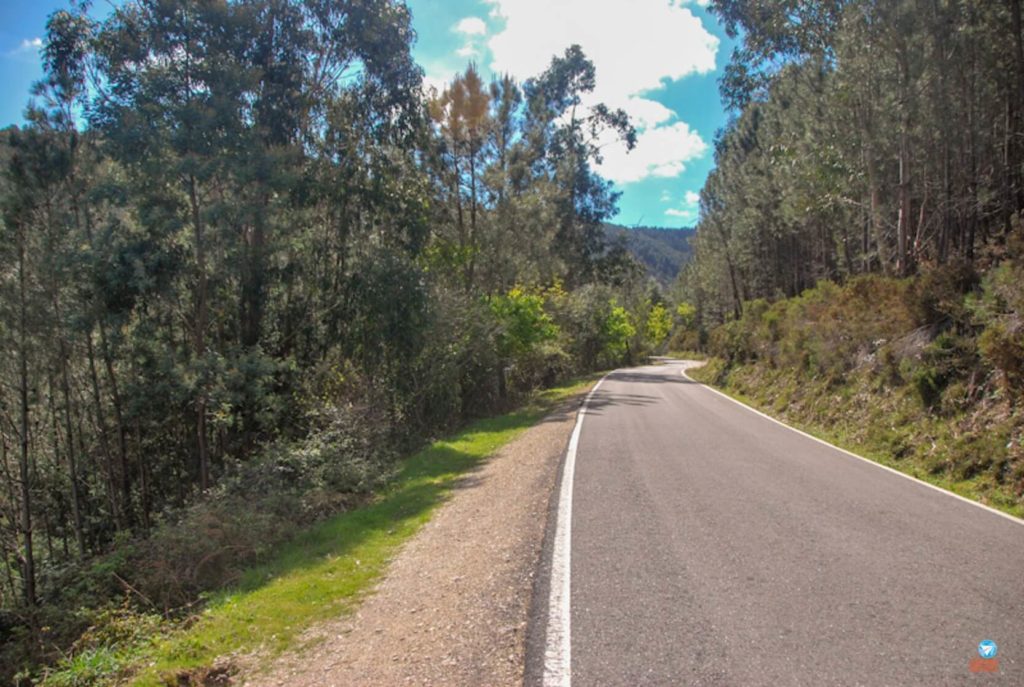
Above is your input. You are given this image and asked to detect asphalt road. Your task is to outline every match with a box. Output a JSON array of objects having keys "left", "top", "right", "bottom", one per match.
[{"left": 528, "top": 360, "right": 1024, "bottom": 686}]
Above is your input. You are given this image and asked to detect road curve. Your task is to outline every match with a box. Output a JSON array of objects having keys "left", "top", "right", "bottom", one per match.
[{"left": 527, "top": 360, "right": 1023, "bottom": 686}]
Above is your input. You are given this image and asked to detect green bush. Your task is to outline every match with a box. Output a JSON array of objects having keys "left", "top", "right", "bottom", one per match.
[
  {"left": 644, "top": 302, "right": 673, "bottom": 350},
  {"left": 489, "top": 287, "right": 566, "bottom": 395},
  {"left": 553, "top": 284, "right": 638, "bottom": 369}
]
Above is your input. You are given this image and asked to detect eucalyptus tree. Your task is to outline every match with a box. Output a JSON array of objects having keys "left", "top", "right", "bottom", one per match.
[{"left": 522, "top": 45, "right": 636, "bottom": 284}]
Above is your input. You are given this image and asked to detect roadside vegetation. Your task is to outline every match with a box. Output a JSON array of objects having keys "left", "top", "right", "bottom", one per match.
[
  {"left": 682, "top": 249, "right": 1024, "bottom": 517},
  {"left": 0, "top": 1, "right": 678, "bottom": 683},
  {"left": 38, "top": 377, "right": 594, "bottom": 686}
]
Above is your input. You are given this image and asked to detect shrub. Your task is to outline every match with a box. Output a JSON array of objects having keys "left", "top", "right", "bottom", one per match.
[
  {"left": 979, "top": 322, "right": 1024, "bottom": 400},
  {"left": 489, "top": 287, "right": 565, "bottom": 395},
  {"left": 904, "top": 333, "right": 979, "bottom": 410},
  {"left": 903, "top": 262, "right": 978, "bottom": 327}
]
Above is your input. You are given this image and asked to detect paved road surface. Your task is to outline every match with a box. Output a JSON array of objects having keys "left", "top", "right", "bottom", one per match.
[{"left": 528, "top": 361, "right": 1023, "bottom": 686}]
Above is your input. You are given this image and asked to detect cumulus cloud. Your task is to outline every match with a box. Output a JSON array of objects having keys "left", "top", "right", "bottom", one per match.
[
  {"left": 664, "top": 189, "right": 702, "bottom": 220},
  {"left": 482, "top": 0, "right": 718, "bottom": 184},
  {"left": 451, "top": 17, "right": 488, "bottom": 63},
  {"left": 597, "top": 121, "right": 707, "bottom": 184},
  {"left": 454, "top": 17, "right": 488, "bottom": 36}
]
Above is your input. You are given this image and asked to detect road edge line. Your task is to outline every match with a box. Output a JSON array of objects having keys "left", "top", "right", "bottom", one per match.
[
  {"left": 680, "top": 364, "right": 1024, "bottom": 527},
  {"left": 542, "top": 373, "right": 611, "bottom": 687}
]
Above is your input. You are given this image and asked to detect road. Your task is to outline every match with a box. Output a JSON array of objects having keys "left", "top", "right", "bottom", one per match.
[{"left": 527, "top": 360, "right": 1024, "bottom": 686}]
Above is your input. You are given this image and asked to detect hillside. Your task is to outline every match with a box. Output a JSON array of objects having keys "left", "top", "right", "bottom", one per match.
[
  {"left": 683, "top": 255, "right": 1024, "bottom": 518},
  {"left": 604, "top": 224, "right": 694, "bottom": 285}
]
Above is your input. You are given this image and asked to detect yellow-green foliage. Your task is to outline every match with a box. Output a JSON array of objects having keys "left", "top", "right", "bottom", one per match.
[
  {"left": 489, "top": 287, "right": 560, "bottom": 357},
  {"left": 675, "top": 301, "right": 697, "bottom": 328},
  {"left": 605, "top": 302, "right": 636, "bottom": 360},
  {"left": 644, "top": 302, "right": 673, "bottom": 348}
]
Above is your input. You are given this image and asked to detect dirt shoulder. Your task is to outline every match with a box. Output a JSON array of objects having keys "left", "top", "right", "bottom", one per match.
[{"left": 240, "top": 393, "right": 585, "bottom": 687}]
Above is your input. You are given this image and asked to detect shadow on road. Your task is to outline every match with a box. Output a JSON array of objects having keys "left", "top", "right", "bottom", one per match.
[{"left": 606, "top": 370, "right": 696, "bottom": 385}]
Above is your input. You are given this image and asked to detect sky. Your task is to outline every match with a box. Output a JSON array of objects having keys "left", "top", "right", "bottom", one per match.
[{"left": 0, "top": 0, "right": 735, "bottom": 228}]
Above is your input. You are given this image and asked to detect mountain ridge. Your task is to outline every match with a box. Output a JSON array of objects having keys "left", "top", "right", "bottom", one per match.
[{"left": 604, "top": 223, "right": 695, "bottom": 285}]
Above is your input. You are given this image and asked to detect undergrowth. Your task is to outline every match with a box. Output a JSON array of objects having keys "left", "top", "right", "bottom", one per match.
[{"left": 39, "top": 377, "right": 597, "bottom": 686}]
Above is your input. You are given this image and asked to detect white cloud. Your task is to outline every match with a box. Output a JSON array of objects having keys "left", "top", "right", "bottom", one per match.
[
  {"left": 454, "top": 17, "right": 488, "bottom": 36},
  {"left": 482, "top": 0, "right": 718, "bottom": 184},
  {"left": 450, "top": 17, "right": 488, "bottom": 66},
  {"left": 9, "top": 37, "right": 42, "bottom": 56},
  {"left": 485, "top": 0, "right": 716, "bottom": 93},
  {"left": 665, "top": 207, "right": 696, "bottom": 219},
  {"left": 596, "top": 121, "right": 707, "bottom": 184},
  {"left": 664, "top": 188, "right": 702, "bottom": 220},
  {"left": 660, "top": 190, "right": 672, "bottom": 203},
  {"left": 422, "top": 60, "right": 469, "bottom": 95}
]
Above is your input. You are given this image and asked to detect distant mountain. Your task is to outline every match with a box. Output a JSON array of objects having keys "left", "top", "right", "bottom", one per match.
[{"left": 604, "top": 224, "right": 695, "bottom": 285}]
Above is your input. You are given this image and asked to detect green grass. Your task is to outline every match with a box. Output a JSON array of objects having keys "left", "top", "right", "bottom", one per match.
[
  {"left": 46, "top": 377, "right": 597, "bottom": 687},
  {"left": 687, "top": 360, "right": 1024, "bottom": 520}
]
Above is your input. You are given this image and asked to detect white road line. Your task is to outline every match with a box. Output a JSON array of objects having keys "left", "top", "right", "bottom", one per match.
[
  {"left": 680, "top": 364, "right": 1024, "bottom": 528},
  {"left": 543, "top": 374, "right": 610, "bottom": 687}
]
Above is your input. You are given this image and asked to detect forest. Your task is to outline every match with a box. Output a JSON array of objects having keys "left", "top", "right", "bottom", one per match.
[
  {"left": 6, "top": 0, "right": 1024, "bottom": 683},
  {"left": 0, "top": 1, "right": 679, "bottom": 681},
  {"left": 684, "top": 0, "right": 1024, "bottom": 317},
  {"left": 676, "top": 0, "right": 1024, "bottom": 526}
]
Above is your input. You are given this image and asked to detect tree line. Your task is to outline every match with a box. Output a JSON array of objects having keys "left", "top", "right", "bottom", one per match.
[
  {"left": 682, "top": 0, "right": 1024, "bottom": 325},
  {"left": 0, "top": 1, "right": 674, "bottom": 676}
]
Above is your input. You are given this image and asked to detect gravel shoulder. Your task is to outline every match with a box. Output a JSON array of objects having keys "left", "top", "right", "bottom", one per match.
[{"left": 240, "top": 392, "right": 586, "bottom": 687}]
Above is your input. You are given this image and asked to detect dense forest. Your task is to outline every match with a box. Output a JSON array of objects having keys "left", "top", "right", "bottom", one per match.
[
  {"left": 676, "top": 1, "right": 1024, "bottom": 523},
  {"left": 684, "top": 0, "right": 1024, "bottom": 319},
  {"left": 0, "top": 1, "right": 681, "bottom": 681},
  {"left": 604, "top": 224, "right": 694, "bottom": 285}
]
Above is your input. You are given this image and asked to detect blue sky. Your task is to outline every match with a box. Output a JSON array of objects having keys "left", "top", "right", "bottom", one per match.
[{"left": 0, "top": 0, "right": 734, "bottom": 227}]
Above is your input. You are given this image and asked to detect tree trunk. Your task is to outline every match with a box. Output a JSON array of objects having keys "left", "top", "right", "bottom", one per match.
[
  {"left": 98, "top": 322, "right": 131, "bottom": 527},
  {"left": 189, "top": 174, "right": 211, "bottom": 492},
  {"left": 896, "top": 46, "right": 912, "bottom": 276},
  {"left": 52, "top": 290, "right": 86, "bottom": 556},
  {"left": 17, "top": 230, "right": 36, "bottom": 607},
  {"left": 85, "top": 332, "right": 122, "bottom": 529},
  {"left": 1011, "top": 0, "right": 1024, "bottom": 212}
]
